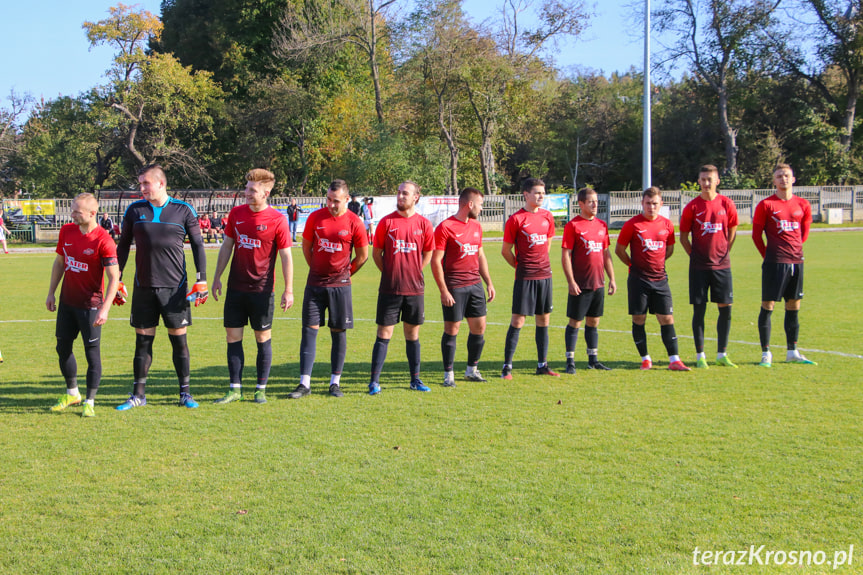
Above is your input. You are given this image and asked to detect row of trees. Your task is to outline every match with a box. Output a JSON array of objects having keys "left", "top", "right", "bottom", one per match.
[{"left": 2, "top": 0, "right": 863, "bottom": 197}]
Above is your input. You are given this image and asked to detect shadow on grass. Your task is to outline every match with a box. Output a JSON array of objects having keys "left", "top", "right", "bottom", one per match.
[{"left": 0, "top": 354, "right": 639, "bottom": 412}]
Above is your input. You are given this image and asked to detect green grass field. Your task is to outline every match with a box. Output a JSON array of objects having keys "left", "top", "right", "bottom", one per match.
[{"left": 1, "top": 231, "right": 861, "bottom": 574}]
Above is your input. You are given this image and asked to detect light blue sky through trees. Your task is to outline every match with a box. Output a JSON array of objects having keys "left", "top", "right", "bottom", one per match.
[{"left": 1, "top": 0, "right": 646, "bottom": 106}]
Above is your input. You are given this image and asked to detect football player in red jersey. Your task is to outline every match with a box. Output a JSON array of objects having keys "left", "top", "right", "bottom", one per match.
[
  {"left": 561, "top": 187, "right": 617, "bottom": 373},
  {"left": 46, "top": 193, "right": 121, "bottom": 416},
  {"left": 367, "top": 181, "right": 435, "bottom": 394},
  {"left": 679, "top": 165, "right": 739, "bottom": 368},
  {"left": 431, "top": 187, "right": 496, "bottom": 386},
  {"left": 616, "top": 187, "right": 690, "bottom": 371},
  {"left": 752, "top": 163, "right": 815, "bottom": 367},
  {"left": 289, "top": 179, "right": 368, "bottom": 399},
  {"left": 500, "top": 178, "right": 558, "bottom": 379},
  {"left": 211, "top": 169, "right": 294, "bottom": 405}
]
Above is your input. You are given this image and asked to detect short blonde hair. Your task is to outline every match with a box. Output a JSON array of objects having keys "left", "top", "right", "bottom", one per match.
[
  {"left": 74, "top": 192, "right": 99, "bottom": 213},
  {"left": 246, "top": 168, "right": 276, "bottom": 185}
]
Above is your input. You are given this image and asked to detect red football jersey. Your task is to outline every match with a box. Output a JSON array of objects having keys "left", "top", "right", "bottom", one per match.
[
  {"left": 617, "top": 214, "right": 675, "bottom": 282},
  {"left": 374, "top": 211, "right": 434, "bottom": 295},
  {"left": 198, "top": 217, "right": 211, "bottom": 230},
  {"left": 434, "top": 216, "right": 483, "bottom": 289},
  {"left": 503, "top": 208, "right": 555, "bottom": 280},
  {"left": 55, "top": 224, "right": 117, "bottom": 309},
  {"left": 225, "top": 205, "right": 291, "bottom": 293},
  {"left": 561, "top": 215, "right": 610, "bottom": 291},
  {"left": 752, "top": 194, "right": 811, "bottom": 264},
  {"left": 679, "top": 195, "right": 739, "bottom": 270},
  {"left": 302, "top": 207, "right": 368, "bottom": 287}
]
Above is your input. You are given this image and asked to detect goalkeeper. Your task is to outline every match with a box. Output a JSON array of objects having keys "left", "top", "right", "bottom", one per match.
[{"left": 115, "top": 164, "right": 208, "bottom": 410}]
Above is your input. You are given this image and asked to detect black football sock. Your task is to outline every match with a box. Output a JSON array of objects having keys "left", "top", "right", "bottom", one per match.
[
  {"left": 692, "top": 303, "right": 707, "bottom": 354},
  {"left": 632, "top": 323, "right": 648, "bottom": 357},
  {"left": 660, "top": 324, "right": 679, "bottom": 357},
  {"left": 466, "top": 333, "right": 485, "bottom": 367},
  {"left": 56, "top": 338, "right": 77, "bottom": 389},
  {"left": 565, "top": 325, "right": 579, "bottom": 357},
  {"left": 503, "top": 326, "right": 520, "bottom": 366},
  {"left": 758, "top": 308, "right": 772, "bottom": 351},
  {"left": 227, "top": 340, "right": 244, "bottom": 385},
  {"left": 717, "top": 306, "right": 732, "bottom": 354},
  {"left": 784, "top": 310, "right": 799, "bottom": 351},
  {"left": 256, "top": 339, "right": 272, "bottom": 389},
  {"left": 331, "top": 330, "right": 347, "bottom": 376},
  {"left": 441, "top": 333, "right": 457, "bottom": 372},
  {"left": 585, "top": 326, "right": 599, "bottom": 363},
  {"left": 84, "top": 342, "right": 102, "bottom": 401},
  {"left": 169, "top": 333, "right": 191, "bottom": 395},
  {"left": 299, "top": 326, "right": 318, "bottom": 377},
  {"left": 535, "top": 326, "right": 549, "bottom": 365},
  {"left": 133, "top": 333, "right": 155, "bottom": 397},
  {"left": 370, "top": 336, "right": 390, "bottom": 383},
  {"left": 406, "top": 339, "right": 421, "bottom": 381}
]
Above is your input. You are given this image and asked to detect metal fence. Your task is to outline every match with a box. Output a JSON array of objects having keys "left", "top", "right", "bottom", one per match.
[{"left": 7, "top": 186, "right": 860, "bottom": 243}]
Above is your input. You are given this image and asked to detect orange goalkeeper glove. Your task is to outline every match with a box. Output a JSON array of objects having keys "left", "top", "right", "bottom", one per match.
[
  {"left": 185, "top": 281, "right": 209, "bottom": 307},
  {"left": 113, "top": 282, "right": 128, "bottom": 306}
]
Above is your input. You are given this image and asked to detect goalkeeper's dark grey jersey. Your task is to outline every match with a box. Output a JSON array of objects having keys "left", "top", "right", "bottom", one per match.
[{"left": 117, "top": 198, "right": 207, "bottom": 289}]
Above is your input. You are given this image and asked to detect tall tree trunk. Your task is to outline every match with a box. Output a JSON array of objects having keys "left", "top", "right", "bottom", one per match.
[
  {"left": 478, "top": 136, "right": 494, "bottom": 196},
  {"left": 840, "top": 76, "right": 859, "bottom": 151},
  {"left": 717, "top": 86, "right": 738, "bottom": 175},
  {"left": 368, "top": 2, "right": 385, "bottom": 123},
  {"left": 438, "top": 97, "right": 459, "bottom": 194}
]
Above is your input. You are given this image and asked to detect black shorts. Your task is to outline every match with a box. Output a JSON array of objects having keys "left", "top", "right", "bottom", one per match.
[
  {"left": 130, "top": 286, "right": 191, "bottom": 329},
  {"left": 689, "top": 267, "right": 734, "bottom": 305},
  {"left": 762, "top": 262, "right": 804, "bottom": 302},
  {"left": 627, "top": 275, "right": 674, "bottom": 316},
  {"left": 567, "top": 288, "right": 605, "bottom": 321},
  {"left": 376, "top": 293, "right": 424, "bottom": 326},
  {"left": 56, "top": 302, "right": 101, "bottom": 345},
  {"left": 302, "top": 285, "right": 354, "bottom": 330},
  {"left": 442, "top": 282, "right": 486, "bottom": 322},
  {"left": 511, "top": 278, "right": 553, "bottom": 316},
  {"left": 224, "top": 289, "right": 275, "bottom": 331}
]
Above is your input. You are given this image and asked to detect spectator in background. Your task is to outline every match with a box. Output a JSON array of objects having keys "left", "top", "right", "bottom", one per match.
[
  {"left": 99, "top": 212, "right": 116, "bottom": 241},
  {"left": 208, "top": 210, "right": 223, "bottom": 243},
  {"left": 363, "top": 197, "right": 375, "bottom": 243},
  {"left": 199, "top": 213, "right": 213, "bottom": 243},
  {"left": 0, "top": 208, "right": 11, "bottom": 253},
  {"left": 286, "top": 198, "right": 300, "bottom": 242},
  {"left": 348, "top": 194, "right": 363, "bottom": 217}
]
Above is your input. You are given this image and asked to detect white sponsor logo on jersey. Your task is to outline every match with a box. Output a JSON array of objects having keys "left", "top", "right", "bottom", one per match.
[
  {"left": 695, "top": 218, "right": 724, "bottom": 236},
  {"left": 237, "top": 233, "right": 262, "bottom": 250},
  {"left": 579, "top": 234, "right": 604, "bottom": 255},
  {"left": 62, "top": 249, "right": 89, "bottom": 273},
  {"left": 771, "top": 214, "right": 799, "bottom": 233},
  {"left": 318, "top": 238, "right": 343, "bottom": 253},
  {"left": 521, "top": 229, "right": 547, "bottom": 248},
  {"left": 455, "top": 239, "right": 479, "bottom": 259},
  {"left": 389, "top": 232, "right": 418, "bottom": 254},
  {"left": 636, "top": 231, "right": 664, "bottom": 252}
]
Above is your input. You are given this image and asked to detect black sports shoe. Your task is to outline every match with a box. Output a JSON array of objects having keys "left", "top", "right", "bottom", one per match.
[
  {"left": 288, "top": 384, "right": 311, "bottom": 399},
  {"left": 565, "top": 361, "right": 576, "bottom": 375},
  {"left": 535, "top": 365, "right": 560, "bottom": 377},
  {"left": 501, "top": 366, "right": 513, "bottom": 380},
  {"left": 329, "top": 384, "right": 344, "bottom": 397},
  {"left": 588, "top": 361, "right": 612, "bottom": 371}
]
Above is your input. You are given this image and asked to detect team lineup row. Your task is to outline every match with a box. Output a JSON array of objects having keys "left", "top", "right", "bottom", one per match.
[{"left": 45, "top": 163, "right": 816, "bottom": 417}]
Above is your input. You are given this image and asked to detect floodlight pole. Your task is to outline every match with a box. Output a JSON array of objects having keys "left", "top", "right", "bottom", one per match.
[{"left": 643, "top": 0, "right": 652, "bottom": 190}]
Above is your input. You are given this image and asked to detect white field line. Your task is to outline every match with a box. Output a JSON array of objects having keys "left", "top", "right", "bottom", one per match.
[{"left": 5, "top": 316, "right": 861, "bottom": 360}]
